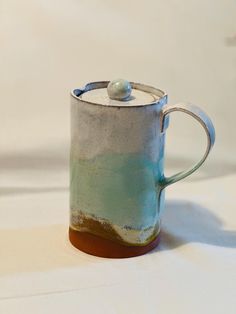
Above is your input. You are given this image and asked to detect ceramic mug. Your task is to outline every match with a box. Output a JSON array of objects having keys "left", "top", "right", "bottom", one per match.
[{"left": 69, "top": 81, "right": 215, "bottom": 258}]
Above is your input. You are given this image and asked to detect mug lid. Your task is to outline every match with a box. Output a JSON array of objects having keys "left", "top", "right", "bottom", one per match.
[{"left": 71, "top": 80, "right": 167, "bottom": 107}]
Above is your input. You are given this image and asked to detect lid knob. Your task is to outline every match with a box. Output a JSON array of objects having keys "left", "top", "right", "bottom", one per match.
[{"left": 107, "top": 79, "right": 132, "bottom": 101}]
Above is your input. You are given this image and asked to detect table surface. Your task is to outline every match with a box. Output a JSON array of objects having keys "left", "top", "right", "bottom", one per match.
[{"left": 1, "top": 1, "right": 236, "bottom": 313}]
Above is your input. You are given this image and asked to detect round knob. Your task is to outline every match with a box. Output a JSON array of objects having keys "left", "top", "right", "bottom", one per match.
[{"left": 107, "top": 79, "right": 132, "bottom": 101}]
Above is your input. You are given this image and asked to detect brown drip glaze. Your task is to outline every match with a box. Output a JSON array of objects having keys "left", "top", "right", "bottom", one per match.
[
  {"left": 71, "top": 210, "right": 159, "bottom": 246},
  {"left": 69, "top": 227, "right": 160, "bottom": 258}
]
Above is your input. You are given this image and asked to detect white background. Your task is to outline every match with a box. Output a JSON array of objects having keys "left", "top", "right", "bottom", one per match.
[{"left": 0, "top": 1, "right": 236, "bottom": 313}]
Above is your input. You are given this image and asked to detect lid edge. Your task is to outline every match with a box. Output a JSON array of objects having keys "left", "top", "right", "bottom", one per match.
[{"left": 71, "top": 81, "right": 168, "bottom": 108}]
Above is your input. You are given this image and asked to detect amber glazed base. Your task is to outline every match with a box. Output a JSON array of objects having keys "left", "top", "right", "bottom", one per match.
[{"left": 69, "top": 227, "right": 160, "bottom": 258}]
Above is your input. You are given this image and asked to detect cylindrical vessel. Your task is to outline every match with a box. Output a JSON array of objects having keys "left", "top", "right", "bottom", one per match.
[{"left": 69, "top": 81, "right": 215, "bottom": 258}]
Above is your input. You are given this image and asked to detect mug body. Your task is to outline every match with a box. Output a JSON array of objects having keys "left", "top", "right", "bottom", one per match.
[{"left": 69, "top": 82, "right": 168, "bottom": 257}]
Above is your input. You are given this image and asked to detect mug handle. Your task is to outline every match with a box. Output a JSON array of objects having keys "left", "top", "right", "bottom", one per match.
[{"left": 159, "top": 103, "right": 215, "bottom": 188}]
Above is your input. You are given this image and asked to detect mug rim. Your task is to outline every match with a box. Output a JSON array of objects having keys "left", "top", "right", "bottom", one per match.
[{"left": 71, "top": 81, "right": 168, "bottom": 108}]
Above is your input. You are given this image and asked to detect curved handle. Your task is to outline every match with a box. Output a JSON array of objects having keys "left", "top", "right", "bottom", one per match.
[{"left": 159, "top": 103, "right": 215, "bottom": 188}]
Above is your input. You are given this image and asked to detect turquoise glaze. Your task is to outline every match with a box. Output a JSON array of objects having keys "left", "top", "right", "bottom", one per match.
[{"left": 70, "top": 152, "right": 164, "bottom": 228}]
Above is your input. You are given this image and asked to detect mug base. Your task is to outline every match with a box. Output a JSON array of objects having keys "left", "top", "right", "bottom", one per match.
[{"left": 69, "top": 227, "right": 160, "bottom": 258}]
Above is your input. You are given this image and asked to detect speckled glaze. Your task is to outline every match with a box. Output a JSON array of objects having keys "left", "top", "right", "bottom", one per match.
[{"left": 69, "top": 81, "right": 215, "bottom": 257}]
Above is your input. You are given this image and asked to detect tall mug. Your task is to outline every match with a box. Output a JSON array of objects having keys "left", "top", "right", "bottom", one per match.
[{"left": 69, "top": 80, "right": 215, "bottom": 258}]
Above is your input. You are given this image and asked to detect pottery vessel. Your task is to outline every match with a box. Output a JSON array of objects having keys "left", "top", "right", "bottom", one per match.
[{"left": 69, "top": 81, "right": 215, "bottom": 258}]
